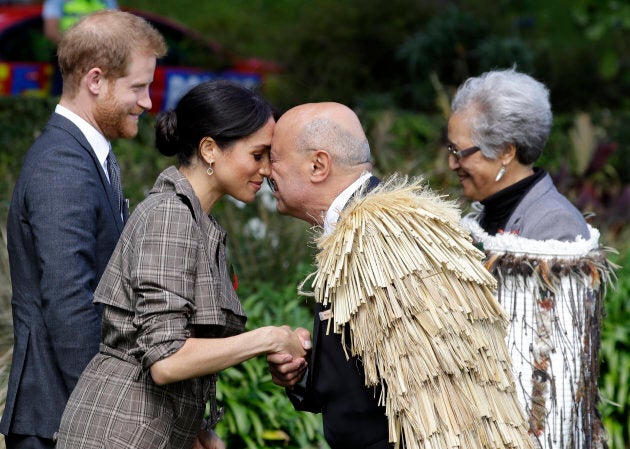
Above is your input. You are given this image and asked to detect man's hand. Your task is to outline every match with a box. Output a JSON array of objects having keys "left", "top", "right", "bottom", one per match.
[
  {"left": 267, "top": 327, "right": 311, "bottom": 388},
  {"left": 193, "top": 427, "right": 225, "bottom": 449}
]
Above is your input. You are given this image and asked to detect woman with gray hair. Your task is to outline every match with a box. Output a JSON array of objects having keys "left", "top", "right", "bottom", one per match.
[
  {"left": 448, "top": 67, "right": 588, "bottom": 240},
  {"left": 447, "top": 68, "right": 616, "bottom": 449}
]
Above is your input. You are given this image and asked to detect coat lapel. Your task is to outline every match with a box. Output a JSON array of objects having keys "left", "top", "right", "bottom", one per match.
[{"left": 50, "top": 113, "right": 125, "bottom": 232}]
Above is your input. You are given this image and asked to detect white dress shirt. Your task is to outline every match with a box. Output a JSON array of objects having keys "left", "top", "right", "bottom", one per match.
[
  {"left": 55, "top": 104, "right": 111, "bottom": 182},
  {"left": 323, "top": 171, "right": 372, "bottom": 236}
]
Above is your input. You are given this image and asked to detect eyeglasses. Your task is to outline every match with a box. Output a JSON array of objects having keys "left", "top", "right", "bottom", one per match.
[{"left": 446, "top": 143, "right": 481, "bottom": 160}]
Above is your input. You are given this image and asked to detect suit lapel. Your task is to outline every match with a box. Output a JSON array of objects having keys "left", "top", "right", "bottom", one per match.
[{"left": 50, "top": 113, "right": 125, "bottom": 232}]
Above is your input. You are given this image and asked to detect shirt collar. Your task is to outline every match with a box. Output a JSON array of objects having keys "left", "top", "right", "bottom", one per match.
[
  {"left": 323, "top": 171, "right": 372, "bottom": 235},
  {"left": 55, "top": 104, "right": 111, "bottom": 174}
]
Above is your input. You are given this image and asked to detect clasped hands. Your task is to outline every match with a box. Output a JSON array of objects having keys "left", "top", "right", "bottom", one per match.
[
  {"left": 193, "top": 326, "right": 312, "bottom": 448},
  {"left": 267, "top": 326, "right": 311, "bottom": 388}
]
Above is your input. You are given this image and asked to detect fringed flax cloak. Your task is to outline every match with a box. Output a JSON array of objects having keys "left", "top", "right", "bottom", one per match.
[
  {"left": 301, "top": 176, "right": 534, "bottom": 449},
  {"left": 460, "top": 214, "right": 617, "bottom": 449}
]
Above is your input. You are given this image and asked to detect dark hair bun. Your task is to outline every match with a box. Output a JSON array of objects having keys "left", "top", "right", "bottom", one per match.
[{"left": 155, "top": 110, "right": 180, "bottom": 157}]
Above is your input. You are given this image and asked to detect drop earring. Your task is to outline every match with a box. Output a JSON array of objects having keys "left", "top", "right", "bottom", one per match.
[
  {"left": 495, "top": 164, "right": 506, "bottom": 182},
  {"left": 207, "top": 163, "right": 214, "bottom": 176}
]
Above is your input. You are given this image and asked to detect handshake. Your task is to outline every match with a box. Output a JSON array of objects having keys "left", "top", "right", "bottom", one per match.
[{"left": 266, "top": 326, "right": 312, "bottom": 388}]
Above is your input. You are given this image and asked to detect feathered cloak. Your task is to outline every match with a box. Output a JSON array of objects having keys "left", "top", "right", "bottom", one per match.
[
  {"left": 302, "top": 176, "right": 534, "bottom": 449},
  {"left": 460, "top": 214, "right": 617, "bottom": 449}
]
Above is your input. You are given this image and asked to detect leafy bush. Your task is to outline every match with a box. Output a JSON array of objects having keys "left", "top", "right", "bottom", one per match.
[
  {"left": 211, "top": 190, "right": 316, "bottom": 289},
  {"left": 396, "top": 6, "right": 536, "bottom": 111},
  {"left": 599, "top": 250, "right": 630, "bottom": 449},
  {"left": 0, "top": 97, "right": 57, "bottom": 203},
  {"left": 215, "top": 277, "right": 328, "bottom": 449}
]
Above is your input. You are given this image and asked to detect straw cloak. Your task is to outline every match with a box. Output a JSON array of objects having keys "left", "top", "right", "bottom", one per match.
[
  {"left": 460, "top": 211, "right": 617, "bottom": 449},
  {"left": 301, "top": 175, "right": 534, "bottom": 449}
]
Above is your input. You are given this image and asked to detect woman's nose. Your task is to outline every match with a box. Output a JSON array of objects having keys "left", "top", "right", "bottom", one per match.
[{"left": 260, "top": 157, "right": 271, "bottom": 176}]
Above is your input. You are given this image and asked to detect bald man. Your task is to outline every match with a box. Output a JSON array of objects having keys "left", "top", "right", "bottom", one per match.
[
  {"left": 267, "top": 102, "right": 389, "bottom": 449},
  {"left": 266, "top": 103, "right": 534, "bottom": 449}
]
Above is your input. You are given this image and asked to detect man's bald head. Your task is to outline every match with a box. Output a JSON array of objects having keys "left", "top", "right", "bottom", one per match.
[
  {"left": 276, "top": 102, "right": 371, "bottom": 167},
  {"left": 269, "top": 102, "right": 373, "bottom": 225}
]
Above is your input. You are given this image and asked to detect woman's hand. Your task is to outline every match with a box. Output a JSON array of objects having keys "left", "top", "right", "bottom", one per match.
[
  {"left": 272, "top": 325, "right": 311, "bottom": 358},
  {"left": 267, "top": 326, "right": 311, "bottom": 387}
]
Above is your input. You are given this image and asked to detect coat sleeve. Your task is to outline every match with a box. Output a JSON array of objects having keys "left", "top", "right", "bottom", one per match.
[
  {"left": 130, "top": 199, "right": 199, "bottom": 370},
  {"left": 286, "top": 369, "right": 323, "bottom": 413}
]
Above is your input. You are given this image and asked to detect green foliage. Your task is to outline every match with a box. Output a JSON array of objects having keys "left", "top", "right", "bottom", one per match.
[
  {"left": 119, "top": 0, "right": 630, "bottom": 112},
  {"left": 360, "top": 108, "right": 452, "bottom": 189},
  {"left": 396, "top": 6, "right": 536, "bottom": 110},
  {"left": 600, "top": 251, "right": 630, "bottom": 449},
  {"left": 274, "top": 0, "right": 439, "bottom": 109},
  {"left": 215, "top": 276, "right": 328, "bottom": 449},
  {"left": 0, "top": 96, "right": 58, "bottom": 203},
  {"left": 122, "top": 0, "right": 302, "bottom": 60},
  {"left": 601, "top": 109, "right": 630, "bottom": 184},
  {"left": 212, "top": 194, "right": 316, "bottom": 289},
  {"left": 215, "top": 356, "right": 325, "bottom": 449},
  {"left": 573, "top": 0, "right": 630, "bottom": 85}
]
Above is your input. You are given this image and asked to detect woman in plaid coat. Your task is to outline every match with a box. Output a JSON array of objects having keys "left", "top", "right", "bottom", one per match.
[{"left": 55, "top": 81, "right": 309, "bottom": 449}]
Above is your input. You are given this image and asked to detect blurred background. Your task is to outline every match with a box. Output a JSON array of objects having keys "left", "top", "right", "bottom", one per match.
[{"left": 0, "top": 0, "right": 629, "bottom": 447}]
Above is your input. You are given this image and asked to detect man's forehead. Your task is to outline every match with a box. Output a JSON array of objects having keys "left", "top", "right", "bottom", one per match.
[
  {"left": 270, "top": 140, "right": 291, "bottom": 158},
  {"left": 271, "top": 123, "right": 297, "bottom": 150}
]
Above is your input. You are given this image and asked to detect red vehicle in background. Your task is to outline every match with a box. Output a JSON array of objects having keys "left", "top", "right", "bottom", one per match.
[{"left": 0, "top": 4, "right": 281, "bottom": 113}]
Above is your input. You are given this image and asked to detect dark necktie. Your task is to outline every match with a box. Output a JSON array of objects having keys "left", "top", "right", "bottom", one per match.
[{"left": 107, "top": 148, "right": 123, "bottom": 216}]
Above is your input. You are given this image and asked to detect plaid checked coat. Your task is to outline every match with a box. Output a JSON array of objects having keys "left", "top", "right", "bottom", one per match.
[{"left": 56, "top": 166, "right": 246, "bottom": 449}]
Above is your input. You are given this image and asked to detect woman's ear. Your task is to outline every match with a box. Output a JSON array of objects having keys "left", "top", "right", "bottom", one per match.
[
  {"left": 199, "top": 137, "right": 216, "bottom": 165},
  {"left": 500, "top": 143, "right": 518, "bottom": 165},
  {"left": 310, "top": 149, "right": 332, "bottom": 183}
]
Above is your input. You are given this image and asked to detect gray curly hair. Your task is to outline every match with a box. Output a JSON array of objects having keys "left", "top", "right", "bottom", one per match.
[{"left": 451, "top": 68, "right": 552, "bottom": 164}]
